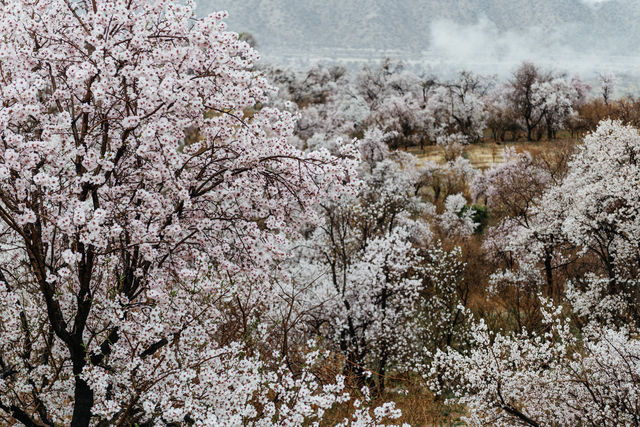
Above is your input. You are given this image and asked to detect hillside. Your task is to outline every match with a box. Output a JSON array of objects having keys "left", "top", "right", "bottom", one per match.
[{"left": 198, "top": 0, "right": 638, "bottom": 56}]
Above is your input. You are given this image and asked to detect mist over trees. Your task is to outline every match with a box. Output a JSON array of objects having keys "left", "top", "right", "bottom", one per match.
[{"left": 1, "top": 1, "right": 640, "bottom": 426}]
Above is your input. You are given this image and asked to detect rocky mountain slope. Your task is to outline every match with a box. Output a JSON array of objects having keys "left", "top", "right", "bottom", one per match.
[{"left": 197, "top": 0, "right": 639, "bottom": 56}]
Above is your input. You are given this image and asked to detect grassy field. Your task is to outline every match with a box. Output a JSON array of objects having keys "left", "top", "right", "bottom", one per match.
[{"left": 407, "top": 139, "right": 579, "bottom": 169}]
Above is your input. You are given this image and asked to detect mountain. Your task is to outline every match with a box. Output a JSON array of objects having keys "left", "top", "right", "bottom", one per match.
[
  {"left": 196, "top": 0, "right": 638, "bottom": 55},
  {"left": 195, "top": 0, "right": 640, "bottom": 88}
]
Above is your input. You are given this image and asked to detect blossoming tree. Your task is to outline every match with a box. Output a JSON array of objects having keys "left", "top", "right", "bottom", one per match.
[{"left": 0, "top": 0, "right": 365, "bottom": 424}]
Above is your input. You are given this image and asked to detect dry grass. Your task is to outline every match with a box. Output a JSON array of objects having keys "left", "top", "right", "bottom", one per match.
[
  {"left": 317, "top": 381, "right": 467, "bottom": 426},
  {"left": 384, "top": 386, "right": 467, "bottom": 426},
  {"left": 407, "top": 138, "right": 579, "bottom": 170}
]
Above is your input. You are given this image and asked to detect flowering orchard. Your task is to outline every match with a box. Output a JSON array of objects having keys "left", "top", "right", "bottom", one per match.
[{"left": 1, "top": 0, "right": 640, "bottom": 425}]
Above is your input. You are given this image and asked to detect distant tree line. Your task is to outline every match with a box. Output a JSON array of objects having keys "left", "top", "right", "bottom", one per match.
[{"left": 263, "top": 59, "right": 634, "bottom": 148}]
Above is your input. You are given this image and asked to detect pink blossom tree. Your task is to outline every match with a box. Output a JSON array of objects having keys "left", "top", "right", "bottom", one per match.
[
  {"left": 0, "top": 0, "right": 364, "bottom": 424},
  {"left": 472, "top": 148, "right": 562, "bottom": 298}
]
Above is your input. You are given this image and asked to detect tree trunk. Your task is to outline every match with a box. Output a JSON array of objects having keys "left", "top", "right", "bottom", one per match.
[
  {"left": 71, "top": 362, "right": 94, "bottom": 427},
  {"left": 544, "top": 252, "right": 554, "bottom": 299}
]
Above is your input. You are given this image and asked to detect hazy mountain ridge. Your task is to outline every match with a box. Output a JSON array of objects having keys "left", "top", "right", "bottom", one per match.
[{"left": 198, "top": 0, "right": 639, "bottom": 55}]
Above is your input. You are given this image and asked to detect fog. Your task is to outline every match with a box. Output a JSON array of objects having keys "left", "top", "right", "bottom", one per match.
[{"left": 426, "top": 18, "right": 639, "bottom": 94}]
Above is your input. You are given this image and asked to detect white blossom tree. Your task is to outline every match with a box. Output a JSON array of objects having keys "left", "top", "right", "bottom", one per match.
[
  {"left": 289, "top": 145, "right": 432, "bottom": 392},
  {"left": 599, "top": 73, "right": 617, "bottom": 106},
  {"left": 472, "top": 147, "right": 565, "bottom": 298},
  {"left": 430, "top": 299, "right": 640, "bottom": 427},
  {"left": 534, "top": 78, "right": 577, "bottom": 140},
  {"left": 425, "top": 72, "right": 490, "bottom": 143},
  {"left": 537, "top": 120, "right": 640, "bottom": 307}
]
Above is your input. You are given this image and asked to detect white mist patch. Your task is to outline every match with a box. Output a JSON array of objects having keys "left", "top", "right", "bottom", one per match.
[
  {"left": 429, "top": 18, "right": 552, "bottom": 63},
  {"left": 427, "top": 17, "right": 631, "bottom": 81}
]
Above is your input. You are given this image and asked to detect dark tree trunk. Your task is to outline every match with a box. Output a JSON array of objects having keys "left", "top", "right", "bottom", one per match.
[
  {"left": 71, "top": 360, "right": 94, "bottom": 427},
  {"left": 544, "top": 252, "right": 554, "bottom": 299}
]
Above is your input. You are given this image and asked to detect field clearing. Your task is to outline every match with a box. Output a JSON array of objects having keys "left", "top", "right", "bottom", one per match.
[{"left": 407, "top": 139, "right": 579, "bottom": 169}]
